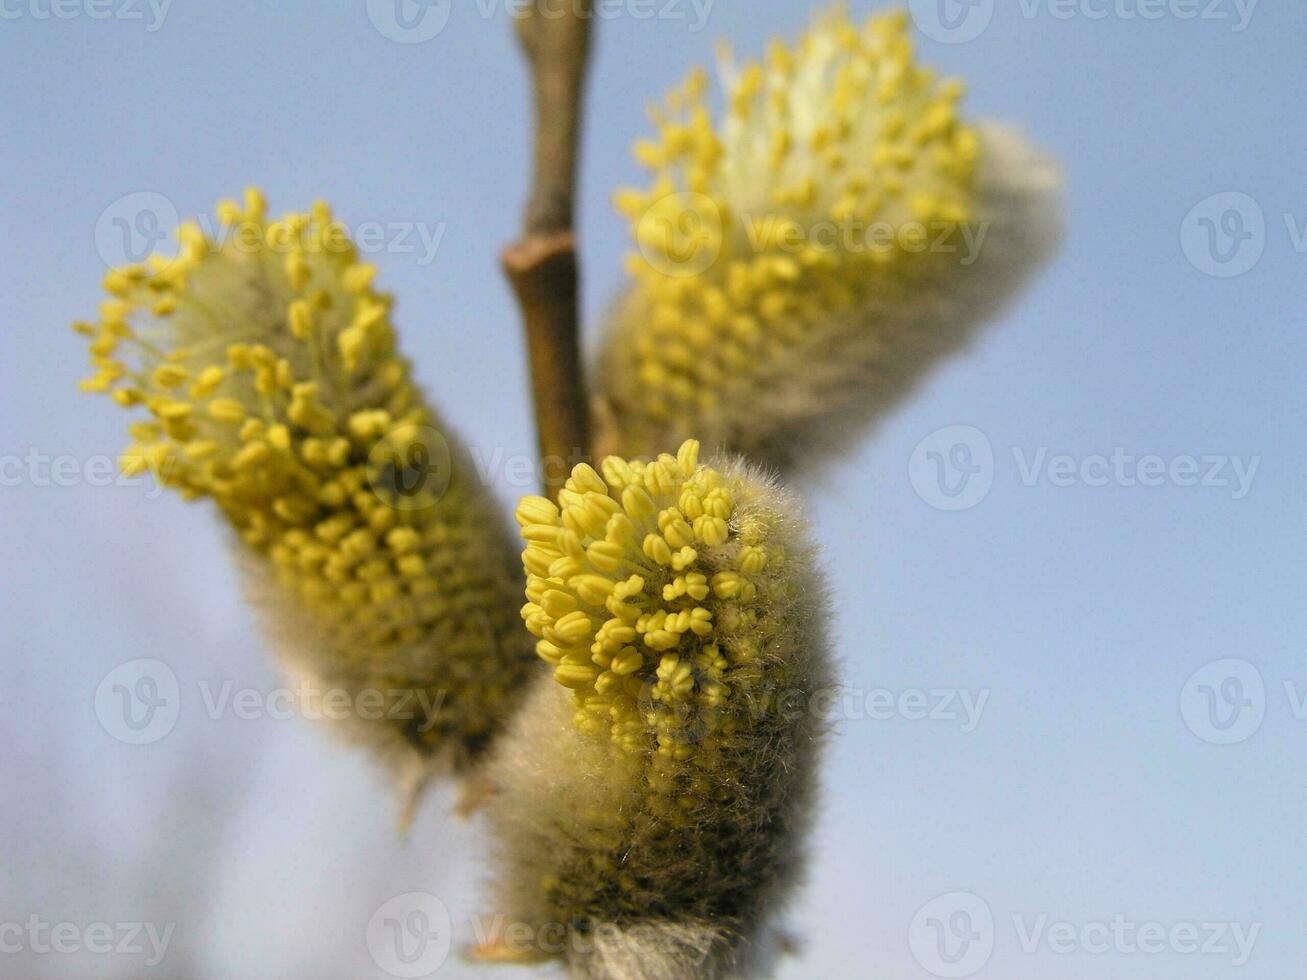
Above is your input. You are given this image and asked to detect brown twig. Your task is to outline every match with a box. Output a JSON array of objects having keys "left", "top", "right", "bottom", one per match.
[{"left": 503, "top": 0, "right": 595, "bottom": 500}]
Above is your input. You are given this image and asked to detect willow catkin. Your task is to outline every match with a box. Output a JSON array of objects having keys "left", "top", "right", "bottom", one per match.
[
  {"left": 482, "top": 441, "right": 830, "bottom": 978},
  {"left": 597, "top": 7, "right": 1062, "bottom": 468},
  {"left": 76, "top": 190, "right": 535, "bottom": 798}
]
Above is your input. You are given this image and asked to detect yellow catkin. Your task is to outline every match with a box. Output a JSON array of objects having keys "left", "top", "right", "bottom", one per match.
[
  {"left": 599, "top": 7, "right": 1006, "bottom": 462},
  {"left": 487, "top": 442, "right": 830, "bottom": 974},
  {"left": 77, "top": 190, "right": 533, "bottom": 774}
]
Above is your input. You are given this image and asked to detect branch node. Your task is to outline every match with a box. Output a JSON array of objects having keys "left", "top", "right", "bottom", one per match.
[{"left": 503, "top": 3, "right": 595, "bottom": 499}]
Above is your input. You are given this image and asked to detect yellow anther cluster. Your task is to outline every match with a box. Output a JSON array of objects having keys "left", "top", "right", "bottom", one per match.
[
  {"left": 77, "top": 189, "right": 531, "bottom": 763},
  {"left": 605, "top": 7, "right": 980, "bottom": 452},
  {"left": 516, "top": 440, "right": 786, "bottom": 766}
]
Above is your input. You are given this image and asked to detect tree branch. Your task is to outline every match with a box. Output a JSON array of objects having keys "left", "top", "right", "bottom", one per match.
[{"left": 503, "top": 1, "right": 594, "bottom": 500}]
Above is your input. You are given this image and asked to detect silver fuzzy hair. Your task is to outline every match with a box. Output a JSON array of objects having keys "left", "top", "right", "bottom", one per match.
[
  {"left": 598, "top": 124, "right": 1063, "bottom": 471},
  {"left": 483, "top": 458, "right": 831, "bottom": 979}
]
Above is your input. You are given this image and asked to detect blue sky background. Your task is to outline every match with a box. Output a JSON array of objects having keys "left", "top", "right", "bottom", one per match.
[{"left": 3, "top": 1, "right": 1305, "bottom": 976}]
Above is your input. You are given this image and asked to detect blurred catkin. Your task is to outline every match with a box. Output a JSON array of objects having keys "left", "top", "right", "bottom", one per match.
[
  {"left": 484, "top": 441, "right": 829, "bottom": 978},
  {"left": 598, "top": 7, "right": 1062, "bottom": 468},
  {"left": 76, "top": 190, "right": 535, "bottom": 790}
]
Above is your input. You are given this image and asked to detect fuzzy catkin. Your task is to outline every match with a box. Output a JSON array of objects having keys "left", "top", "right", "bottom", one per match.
[
  {"left": 76, "top": 190, "right": 535, "bottom": 783},
  {"left": 598, "top": 8, "right": 1062, "bottom": 468},
  {"left": 484, "top": 441, "right": 829, "bottom": 978}
]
